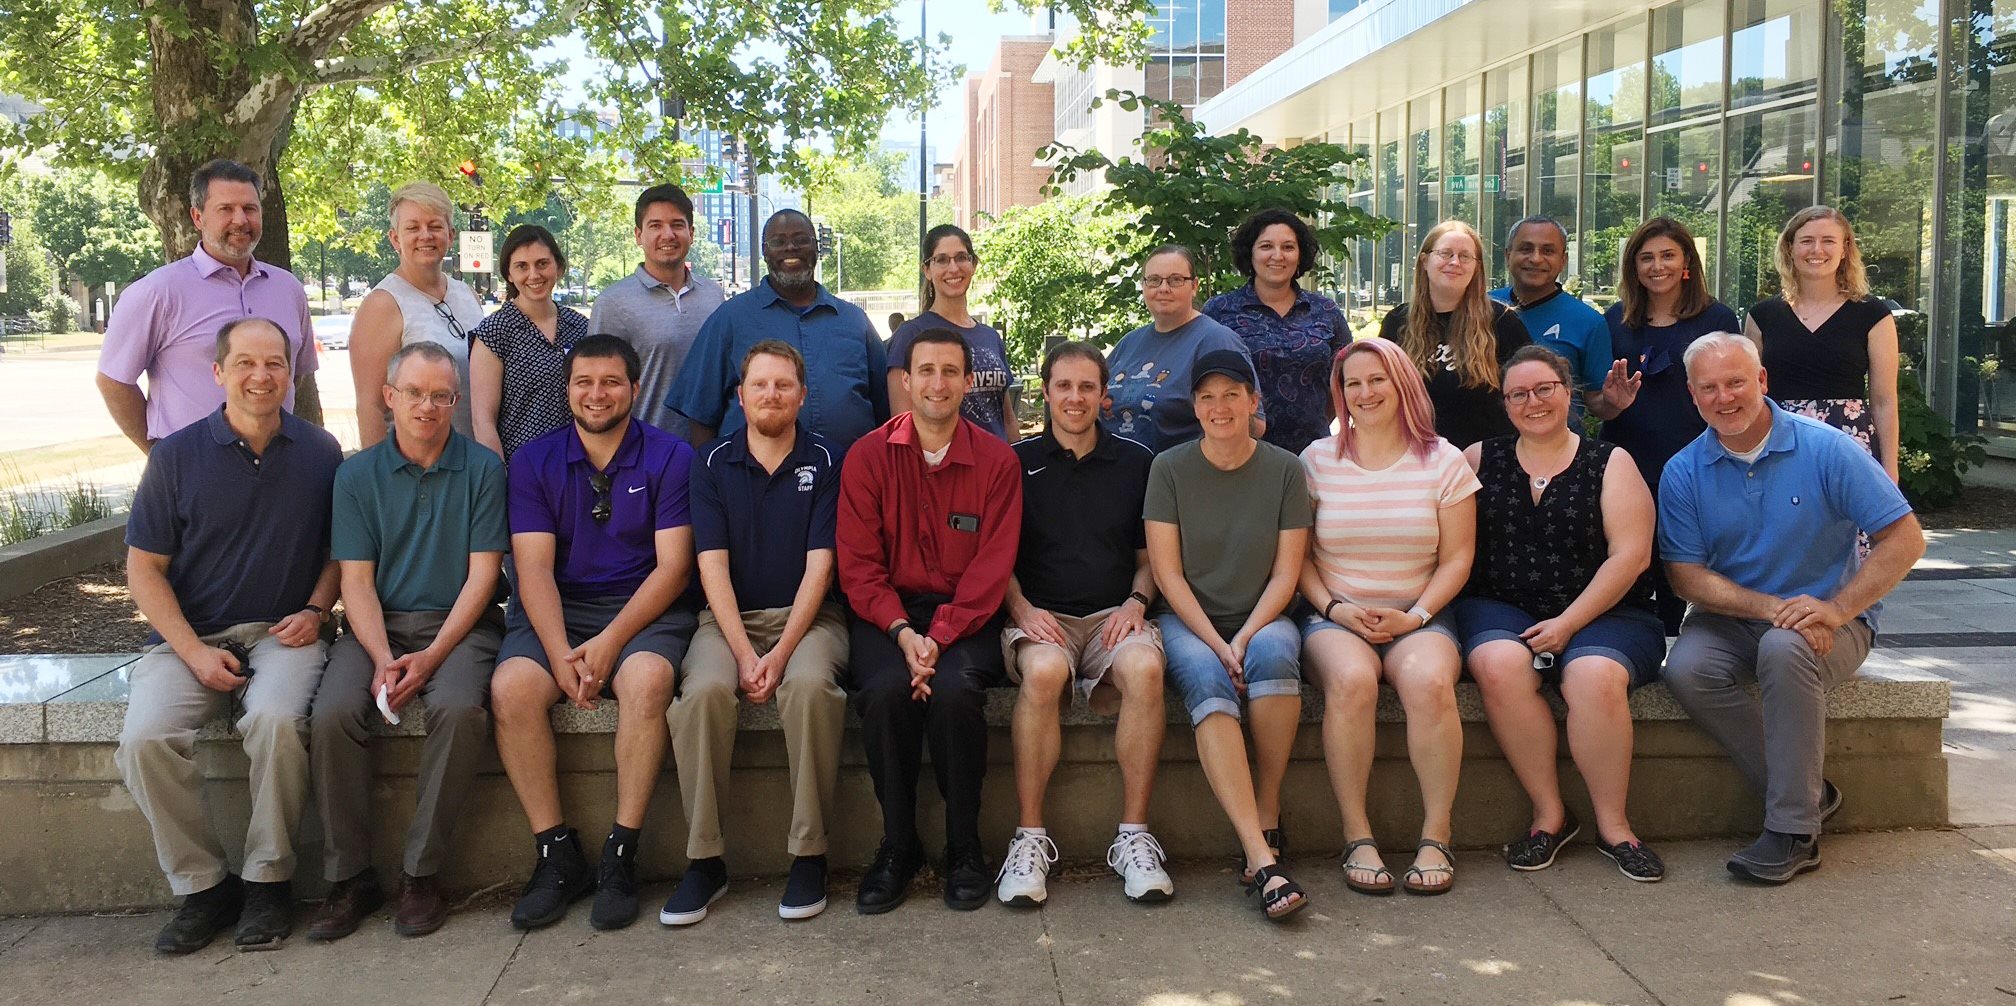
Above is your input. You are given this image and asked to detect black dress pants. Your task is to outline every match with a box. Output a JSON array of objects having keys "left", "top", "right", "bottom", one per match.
[{"left": 847, "top": 596, "right": 1004, "bottom": 855}]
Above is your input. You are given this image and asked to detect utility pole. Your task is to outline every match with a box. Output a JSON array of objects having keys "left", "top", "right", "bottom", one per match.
[
  {"left": 747, "top": 139, "right": 760, "bottom": 290},
  {"left": 918, "top": 0, "right": 929, "bottom": 254}
]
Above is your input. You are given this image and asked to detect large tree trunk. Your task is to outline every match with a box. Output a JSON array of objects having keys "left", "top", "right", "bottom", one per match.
[{"left": 136, "top": 0, "right": 321, "bottom": 423}]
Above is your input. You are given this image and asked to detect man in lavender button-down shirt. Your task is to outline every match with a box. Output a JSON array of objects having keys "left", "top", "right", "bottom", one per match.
[{"left": 96, "top": 159, "right": 317, "bottom": 451}]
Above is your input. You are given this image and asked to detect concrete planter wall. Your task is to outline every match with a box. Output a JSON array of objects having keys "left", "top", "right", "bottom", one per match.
[{"left": 0, "top": 514, "right": 128, "bottom": 604}]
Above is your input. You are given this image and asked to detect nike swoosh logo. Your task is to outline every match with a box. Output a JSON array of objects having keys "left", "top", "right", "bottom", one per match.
[
  {"left": 1024, "top": 467, "right": 1046, "bottom": 476},
  {"left": 627, "top": 485, "right": 646, "bottom": 494}
]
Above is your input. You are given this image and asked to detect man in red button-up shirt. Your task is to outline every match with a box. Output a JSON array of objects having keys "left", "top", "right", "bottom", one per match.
[{"left": 838, "top": 328, "right": 1022, "bottom": 914}]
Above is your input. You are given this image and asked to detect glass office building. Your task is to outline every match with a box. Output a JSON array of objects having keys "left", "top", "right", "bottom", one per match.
[{"left": 1198, "top": 0, "right": 2016, "bottom": 446}]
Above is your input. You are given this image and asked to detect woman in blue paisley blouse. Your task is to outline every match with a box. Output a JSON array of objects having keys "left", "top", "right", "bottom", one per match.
[{"left": 1205, "top": 208, "right": 1353, "bottom": 455}]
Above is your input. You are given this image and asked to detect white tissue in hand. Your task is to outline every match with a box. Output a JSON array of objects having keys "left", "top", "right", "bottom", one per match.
[{"left": 377, "top": 683, "right": 401, "bottom": 725}]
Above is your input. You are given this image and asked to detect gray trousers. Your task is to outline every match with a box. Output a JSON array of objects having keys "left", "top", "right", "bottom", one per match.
[
  {"left": 309, "top": 609, "right": 503, "bottom": 881},
  {"left": 1660, "top": 611, "right": 1873, "bottom": 834},
  {"left": 116, "top": 623, "right": 327, "bottom": 896}
]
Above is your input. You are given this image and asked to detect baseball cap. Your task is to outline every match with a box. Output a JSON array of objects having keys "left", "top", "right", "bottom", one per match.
[{"left": 1190, "top": 349, "right": 1257, "bottom": 392}]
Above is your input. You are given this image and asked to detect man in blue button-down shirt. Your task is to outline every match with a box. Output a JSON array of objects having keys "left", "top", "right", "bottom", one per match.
[
  {"left": 1657, "top": 332, "right": 1922, "bottom": 886},
  {"left": 662, "top": 210, "right": 887, "bottom": 451}
]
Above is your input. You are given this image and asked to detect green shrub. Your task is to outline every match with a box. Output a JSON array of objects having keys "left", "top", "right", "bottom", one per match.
[{"left": 1897, "top": 365, "right": 1986, "bottom": 509}]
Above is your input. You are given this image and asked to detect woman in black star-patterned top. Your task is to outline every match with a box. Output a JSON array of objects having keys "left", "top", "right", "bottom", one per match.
[{"left": 1452, "top": 345, "right": 1669, "bottom": 883}]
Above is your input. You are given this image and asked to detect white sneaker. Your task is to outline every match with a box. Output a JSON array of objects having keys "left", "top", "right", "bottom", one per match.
[
  {"left": 1106, "top": 830, "right": 1174, "bottom": 903},
  {"left": 995, "top": 831, "right": 1058, "bottom": 907}
]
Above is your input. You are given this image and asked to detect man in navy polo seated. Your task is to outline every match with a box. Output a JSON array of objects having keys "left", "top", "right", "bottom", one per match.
[
  {"left": 661, "top": 209, "right": 887, "bottom": 452},
  {"left": 490, "top": 334, "right": 697, "bottom": 932},
  {"left": 662, "top": 339, "right": 849, "bottom": 926},
  {"left": 1659, "top": 332, "right": 1924, "bottom": 885},
  {"left": 116, "top": 317, "right": 343, "bottom": 954},
  {"left": 306, "top": 341, "right": 508, "bottom": 942}
]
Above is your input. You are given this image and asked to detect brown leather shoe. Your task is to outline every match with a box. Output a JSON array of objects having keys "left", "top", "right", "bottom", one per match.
[
  {"left": 305, "top": 871, "right": 384, "bottom": 942},
  {"left": 394, "top": 873, "right": 448, "bottom": 937}
]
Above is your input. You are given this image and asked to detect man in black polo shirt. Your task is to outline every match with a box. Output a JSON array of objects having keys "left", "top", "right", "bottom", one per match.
[
  {"left": 995, "top": 340, "right": 1172, "bottom": 908},
  {"left": 663, "top": 340, "right": 848, "bottom": 925},
  {"left": 116, "top": 317, "right": 344, "bottom": 954}
]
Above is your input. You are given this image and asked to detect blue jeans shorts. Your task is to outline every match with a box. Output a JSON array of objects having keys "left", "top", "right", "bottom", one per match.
[
  {"left": 1452, "top": 596, "right": 1665, "bottom": 688},
  {"left": 1157, "top": 613, "right": 1302, "bottom": 726}
]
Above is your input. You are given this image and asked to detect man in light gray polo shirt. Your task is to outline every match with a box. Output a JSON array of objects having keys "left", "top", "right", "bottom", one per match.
[{"left": 588, "top": 184, "right": 726, "bottom": 439}]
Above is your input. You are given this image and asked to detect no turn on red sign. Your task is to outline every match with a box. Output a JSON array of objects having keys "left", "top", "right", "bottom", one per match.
[{"left": 459, "top": 230, "right": 494, "bottom": 274}]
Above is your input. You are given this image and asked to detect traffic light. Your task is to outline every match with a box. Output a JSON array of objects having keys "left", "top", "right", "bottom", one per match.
[
  {"left": 456, "top": 159, "right": 483, "bottom": 187},
  {"left": 817, "top": 224, "right": 834, "bottom": 259},
  {"left": 0, "top": 209, "right": 11, "bottom": 247}
]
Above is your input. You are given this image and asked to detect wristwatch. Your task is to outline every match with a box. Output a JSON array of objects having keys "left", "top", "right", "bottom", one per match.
[
  {"left": 1407, "top": 605, "right": 1433, "bottom": 626},
  {"left": 887, "top": 619, "right": 913, "bottom": 645},
  {"left": 1128, "top": 590, "right": 1151, "bottom": 607},
  {"left": 304, "top": 603, "right": 332, "bottom": 626}
]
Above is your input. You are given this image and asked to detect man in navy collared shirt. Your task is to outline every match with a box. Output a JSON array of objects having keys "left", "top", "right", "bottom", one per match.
[
  {"left": 662, "top": 209, "right": 887, "bottom": 450},
  {"left": 662, "top": 339, "right": 848, "bottom": 926},
  {"left": 1658, "top": 333, "right": 1922, "bottom": 885},
  {"left": 117, "top": 317, "right": 342, "bottom": 954},
  {"left": 491, "top": 335, "right": 697, "bottom": 932}
]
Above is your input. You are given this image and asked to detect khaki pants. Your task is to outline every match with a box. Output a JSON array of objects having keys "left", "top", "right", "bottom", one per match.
[
  {"left": 310, "top": 608, "right": 503, "bottom": 881},
  {"left": 670, "top": 602, "right": 847, "bottom": 859},
  {"left": 116, "top": 623, "right": 326, "bottom": 896}
]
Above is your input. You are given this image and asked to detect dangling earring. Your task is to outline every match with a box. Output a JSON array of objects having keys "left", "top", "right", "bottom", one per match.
[{"left": 1682, "top": 269, "right": 1690, "bottom": 279}]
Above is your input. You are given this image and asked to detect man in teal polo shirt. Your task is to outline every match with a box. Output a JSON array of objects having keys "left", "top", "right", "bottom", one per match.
[
  {"left": 1658, "top": 333, "right": 1923, "bottom": 885},
  {"left": 306, "top": 342, "right": 508, "bottom": 940}
]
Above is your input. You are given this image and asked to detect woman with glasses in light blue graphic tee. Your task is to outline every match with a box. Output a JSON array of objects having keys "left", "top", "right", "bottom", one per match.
[
  {"left": 887, "top": 224, "right": 1017, "bottom": 439},
  {"left": 1104, "top": 245, "right": 1266, "bottom": 453}
]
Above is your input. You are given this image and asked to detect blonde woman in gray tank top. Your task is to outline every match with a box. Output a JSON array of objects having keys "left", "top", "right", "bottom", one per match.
[{"left": 349, "top": 182, "right": 486, "bottom": 445}]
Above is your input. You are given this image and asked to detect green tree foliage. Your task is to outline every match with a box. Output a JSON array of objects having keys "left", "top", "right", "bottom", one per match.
[
  {"left": 1898, "top": 361, "right": 1988, "bottom": 509},
  {"left": 0, "top": 212, "right": 60, "bottom": 323},
  {"left": 973, "top": 195, "right": 1143, "bottom": 360},
  {"left": 1042, "top": 90, "right": 1394, "bottom": 322},
  {"left": 17, "top": 171, "right": 162, "bottom": 290},
  {"left": 801, "top": 150, "right": 950, "bottom": 293}
]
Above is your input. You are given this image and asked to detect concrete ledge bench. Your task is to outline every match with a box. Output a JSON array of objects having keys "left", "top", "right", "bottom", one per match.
[{"left": 0, "top": 650, "right": 1950, "bottom": 915}]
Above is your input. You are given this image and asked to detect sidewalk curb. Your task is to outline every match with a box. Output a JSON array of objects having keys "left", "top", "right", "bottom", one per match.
[{"left": 0, "top": 514, "right": 127, "bottom": 604}]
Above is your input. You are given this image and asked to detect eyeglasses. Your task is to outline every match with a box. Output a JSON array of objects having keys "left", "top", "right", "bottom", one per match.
[
  {"left": 929, "top": 253, "right": 976, "bottom": 268},
  {"left": 431, "top": 300, "right": 469, "bottom": 342},
  {"left": 589, "top": 471, "right": 613, "bottom": 524},
  {"left": 1426, "top": 249, "right": 1479, "bottom": 265},
  {"left": 393, "top": 386, "right": 461, "bottom": 408},
  {"left": 1142, "top": 274, "right": 1194, "bottom": 289},
  {"left": 1504, "top": 380, "right": 1565, "bottom": 406}
]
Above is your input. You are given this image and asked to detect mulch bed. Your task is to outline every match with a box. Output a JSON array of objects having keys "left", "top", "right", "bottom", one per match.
[
  {"left": 2, "top": 486, "right": 2013, "bottom": 655},
  {"left": 0, "top": 562, "right": 151, "bottom": 655}
]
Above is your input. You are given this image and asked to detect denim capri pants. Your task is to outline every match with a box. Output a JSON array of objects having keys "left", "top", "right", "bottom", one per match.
[
  {"left": 1156, "top": 613, "right": 1302, "bottom": 725},
  {"left": 1452, "top": 596, "right": 1666, "bottom": 688}
]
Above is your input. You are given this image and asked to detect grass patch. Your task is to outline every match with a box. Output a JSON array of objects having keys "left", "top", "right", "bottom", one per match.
[{"left": 0, "top": 463, "right": 120, "bottom": 546}]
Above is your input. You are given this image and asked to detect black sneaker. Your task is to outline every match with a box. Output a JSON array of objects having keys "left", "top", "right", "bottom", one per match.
[
  {"left": 1503, "top": 811, "right": 1580, "bottom": 871},
  {"left": 1821, "top": 779, "right": 1844, "bottom": 823},
  {"left": 589, "top": 835, "right": 642, "bottom": 931},
  {"left": 856, "top": 839, "right": 923, "bottom": 915},
  {"left": 154, "top": 875, "right": 242, "bottom": 955},
  {"left": 658, "top": 857, "right": 729, "bottom": 926},
  {"left": 779, "top": 855, "right": 828, "bottom": 920},
  {"left": 1596, "top": 838, "right": 1666, "bottom": 883},
  {"left": 1728, "top": 830, "right": 1821, "bottom": 884},
  {"left": 510, "top": 830, "right": 593, "bottom": 930},
  {"left": 234, "top": 880, "right": 293, "bottom": 951},
  {"left": 943, "top": 845, "right": 990, "bottom": 911}
]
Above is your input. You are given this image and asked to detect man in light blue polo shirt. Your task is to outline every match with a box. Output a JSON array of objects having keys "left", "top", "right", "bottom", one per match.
[
  {"left": 1657, "top": 332, "right": 1923, "bottom": 885},
  {"left": 663, "top": 209, "right": 887, "bottom": 451},
  {"left": 1489, "top": 216, "right": 1613, "bottom": 403},
  {"left": 307, "top": 341, "right": 508, "bottom": 943}
]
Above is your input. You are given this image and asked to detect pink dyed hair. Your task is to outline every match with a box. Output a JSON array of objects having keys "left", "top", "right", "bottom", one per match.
[{"left": 1330, "top": 338, "right": 1441, "bottom": 464}]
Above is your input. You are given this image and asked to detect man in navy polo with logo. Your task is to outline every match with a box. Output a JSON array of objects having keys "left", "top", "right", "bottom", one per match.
[
  {"left": 117, "top": 317, "right": 342, "bottom": 954},
  {"left": 662, "top": 339, "right": 849, "bottom": 927},
  {"left": 1489, "top": 216, "right": 1613, "bottom": 405},
  {"left": 662, "top": 209, "right": 887, "bottom": 451},
  {"left": 489, "top": 334, "right": 696, "bottom": 932},
  {"left": 1659, "top": 333, "right": 1923, "bottom": 885}
]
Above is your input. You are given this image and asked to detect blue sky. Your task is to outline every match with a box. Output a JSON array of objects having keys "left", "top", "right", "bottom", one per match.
[{"left": 542, "top": 0, "right": 1046, "bottom": 157}]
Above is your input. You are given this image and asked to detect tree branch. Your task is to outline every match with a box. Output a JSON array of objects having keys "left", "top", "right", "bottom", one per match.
[
  {"left": 283, "top": 0, "right": 395, "bottom": 62},
  {"left": 304, "top": 0, "right": 587, "bottom": 89}
]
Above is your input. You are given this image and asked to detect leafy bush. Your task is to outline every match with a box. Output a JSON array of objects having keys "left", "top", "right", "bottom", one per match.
[{"left": 1897, "top": 364, "right": 1986, "bottom": 509}]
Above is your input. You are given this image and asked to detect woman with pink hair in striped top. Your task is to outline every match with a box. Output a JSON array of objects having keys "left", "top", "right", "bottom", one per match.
[{"left": 1297, "top": 337, "right": 1478, "bottom": 896}]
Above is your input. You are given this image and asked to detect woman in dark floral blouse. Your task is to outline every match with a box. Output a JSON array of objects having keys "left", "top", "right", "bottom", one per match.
[{"left": 1204, "top": 208, "right": 1352, "bottom": 455}]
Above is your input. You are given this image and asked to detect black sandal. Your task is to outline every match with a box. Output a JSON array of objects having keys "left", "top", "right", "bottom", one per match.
[
  {"left": 1239, "top": 826, "right": 1288, "bottom": 886},
  {"left": 1245, "top": 864, "right": 1308, "bottom": 921}
]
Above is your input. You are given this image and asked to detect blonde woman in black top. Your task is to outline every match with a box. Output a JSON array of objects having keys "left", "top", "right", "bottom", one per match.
[
  {"left": 1377, "top": 221, "right": 1532, "bottom": 448},
  {"left": 1745, "top": 206, "right": 1900, "bottom": 482}
]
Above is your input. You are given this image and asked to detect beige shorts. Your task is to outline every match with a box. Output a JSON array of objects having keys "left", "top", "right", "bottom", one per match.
[{"left": 1001, "top": 605, "right": 1164, "bottom": 708}]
